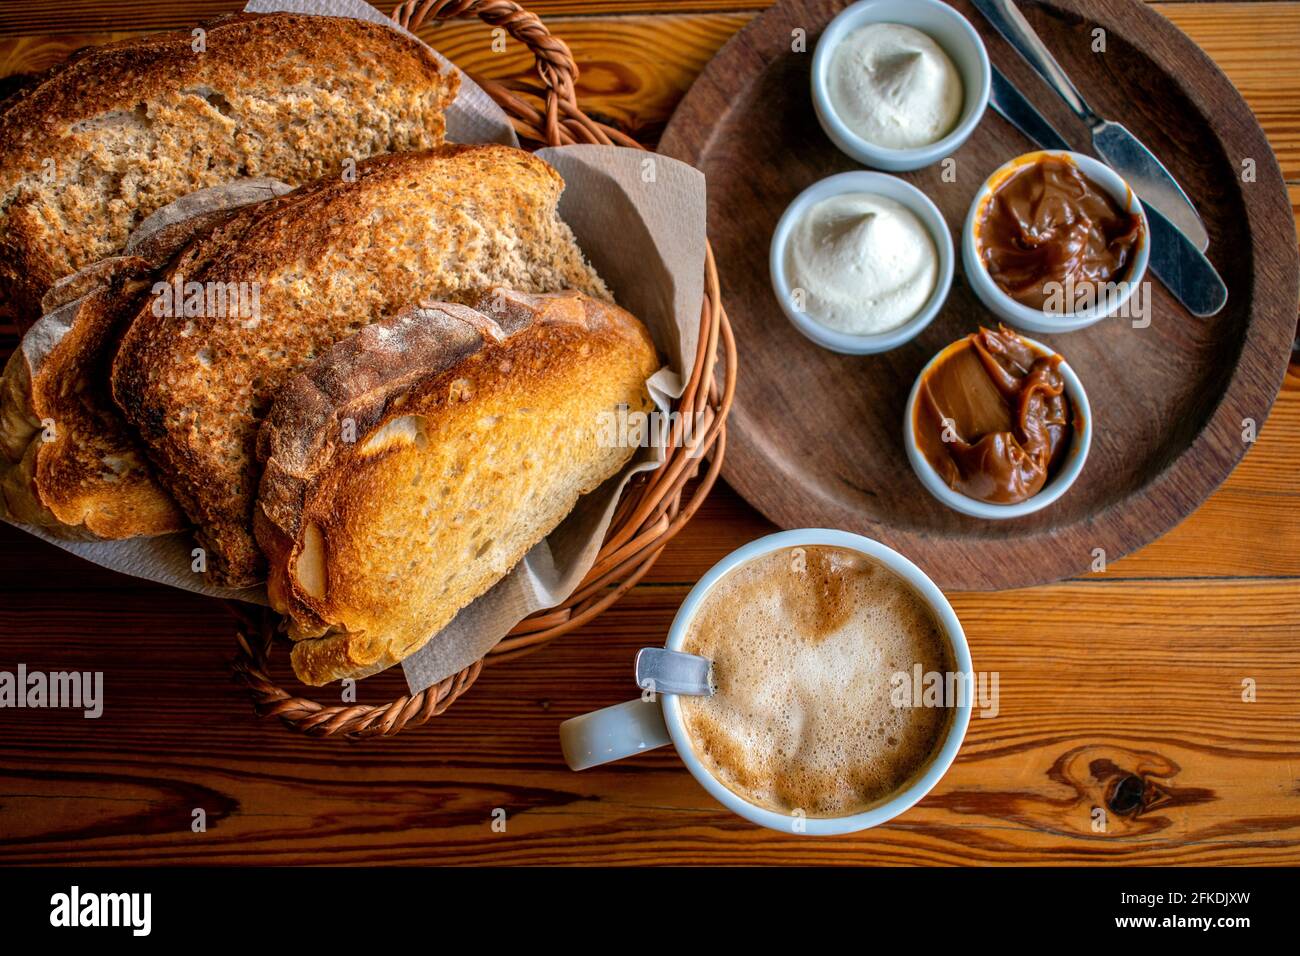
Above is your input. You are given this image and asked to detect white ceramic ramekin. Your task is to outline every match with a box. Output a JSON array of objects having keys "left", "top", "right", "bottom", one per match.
[
  {"left": 769, "top": 171, "right": 954, "bottom": 354},
  {"left": 811, "top": 0, "right": 991, "bottom": 172},
  {"left": 560, "top": 529, "right": 972, "bottom": 836},
  {"left": 903, "top": 335, "right": 1092, "bottom": 519},
  {"left": 963, "top": 150, "right": 1151, "bottom": 334}
]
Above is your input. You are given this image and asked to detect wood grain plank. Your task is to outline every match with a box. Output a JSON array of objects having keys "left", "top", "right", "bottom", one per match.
[
  {"left": 648, "top": 363, "right": 1300, "bottom": 584},
  {"left": 0, "top": 0, "right": 1274, "bottom": 40},
  {"left": 0, "top": 0, "right": 1297, "bottom": 867},
  {"left": 424, "top": 13, "right": 747, "bottom": 144},
  {"left": 0, "top": 1, "right": 753, "bottom": 39},
  {"left": 2, "top": 364, "right": 1294, "bottom": 594},
  {"left": 0, "top": 15, "right": 746, "bottom": 147},
  {"left": 453, "top": 1, "right": 1300, "bottom": 179},
  {"left": 5, "top": 5, "right": 1300, "bottom": 175},
  {"left": 1, "top": 579, "right": 1296, "bottom": 864},
  {"left": 1156, "top": 2, "right": 1300, "bottom": 182}
]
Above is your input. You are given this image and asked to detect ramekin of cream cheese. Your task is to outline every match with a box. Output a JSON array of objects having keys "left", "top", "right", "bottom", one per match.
[
  {"left": 811, "top": 0, "right": 991, "bottom": 172},
  {"left": 828, "top": 23, "right": 963, "bottom": 150},
  {"left": 770, "top": 170, "right": 954, "bottom": 355},
  {"left": 785, "top": 192, "right": 937, "bottom": 335}
]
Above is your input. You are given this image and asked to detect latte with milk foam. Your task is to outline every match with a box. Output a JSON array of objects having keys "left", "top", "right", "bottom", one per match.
[{"left": 680, "top": 545, "right": 953, "bottom": 818}]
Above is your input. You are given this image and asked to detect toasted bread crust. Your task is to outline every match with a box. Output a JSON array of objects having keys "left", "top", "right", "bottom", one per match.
[
  {"left": 255, "top": 289, "right": 658, "bottom": 685},
  {"left": 0, "top": 180, "right": 291, "bottom": 540},
  {"left": 111, "top": 145, "right": 610, "bottom": 587},
  {"left": 0, "top": 12, "right": 458, "bottom": 329},
  {"left": 0, "top": 260, "right": 186, "bottom": 538}
]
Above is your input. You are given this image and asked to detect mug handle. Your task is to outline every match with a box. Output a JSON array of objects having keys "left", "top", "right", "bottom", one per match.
[{"left": 560, "top": 698, "right": 671, "bottom": 770}]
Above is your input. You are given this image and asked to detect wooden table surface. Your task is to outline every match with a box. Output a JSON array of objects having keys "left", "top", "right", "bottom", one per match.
[{"left": 1, "top": 0, "right": 1298, "bottom": 866}]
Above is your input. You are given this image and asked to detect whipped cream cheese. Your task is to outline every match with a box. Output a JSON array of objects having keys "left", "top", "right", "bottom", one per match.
[
  {"left": 785, "top": 192, "right": 938, "bottom": 335},
  {"left": 828, "top": 22, "right": 964, "bottom": 149}
]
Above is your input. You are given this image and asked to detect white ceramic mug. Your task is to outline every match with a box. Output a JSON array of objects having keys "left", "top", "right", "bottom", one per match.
[{"left": 559, "top": 529, "right": 972, "bottom": 835}]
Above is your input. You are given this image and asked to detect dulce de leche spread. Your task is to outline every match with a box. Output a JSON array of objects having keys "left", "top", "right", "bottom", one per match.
[
  {"left": 977, "top": 155, "right": 1143, "bottom": 310},
  {"left": 914, "top": 326, "right": 1076, "bottom": 504}
]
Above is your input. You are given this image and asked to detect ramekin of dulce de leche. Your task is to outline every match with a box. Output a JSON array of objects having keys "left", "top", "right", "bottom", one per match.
[
  {"left": 903, "top": 326, "right": 1092, "bottom": 519},
  {"left": 962, "top": 151, "right": 1149, "bottom": 334}
]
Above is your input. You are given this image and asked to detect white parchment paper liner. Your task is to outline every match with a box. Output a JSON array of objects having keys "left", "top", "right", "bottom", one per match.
[{"left": 0, "top": 0, "right": 708, "bottom": 694}]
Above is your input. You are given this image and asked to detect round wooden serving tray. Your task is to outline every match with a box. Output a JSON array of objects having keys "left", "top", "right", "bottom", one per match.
[{"left": 659, "top": 0, "right": 1299, "bottom": 590}]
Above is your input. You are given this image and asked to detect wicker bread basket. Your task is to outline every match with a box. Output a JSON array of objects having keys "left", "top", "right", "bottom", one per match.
[{"left": 228, "top": 0, "right": 736, "bottom": 737}]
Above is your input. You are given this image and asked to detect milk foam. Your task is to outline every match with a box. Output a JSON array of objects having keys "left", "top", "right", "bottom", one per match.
[{"left": 680, "top": 546, "right": 952, "bottom": 818}]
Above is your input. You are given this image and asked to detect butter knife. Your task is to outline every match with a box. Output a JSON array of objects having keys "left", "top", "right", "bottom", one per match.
[
  {"left": 972, "top": 0, "right": 1210, "bottom": 253},
  {"left": 989, "top": 68, "right": 1227, "bottom": 317}
]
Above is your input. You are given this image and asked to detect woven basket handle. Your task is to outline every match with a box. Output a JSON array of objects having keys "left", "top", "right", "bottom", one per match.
[
  {"left": 391, "top": 0, "right": 637, "bottom": 148},
  {"left": 394, "top": 0, "right": 577, "bottom": 95}
]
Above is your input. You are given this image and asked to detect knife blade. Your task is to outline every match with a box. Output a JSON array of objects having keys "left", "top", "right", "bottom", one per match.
[
  {"left": 972, "top": 0, "right": 1210, "bottom": 253},
  {"left": 988, "top": 66, "right": 1227, "bottom": 317}
]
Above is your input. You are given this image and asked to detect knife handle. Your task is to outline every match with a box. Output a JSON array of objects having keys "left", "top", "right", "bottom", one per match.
[
  {"left": 1143, "top": 203, "right": 1228, "bottom": 318},
  {"left": 975, "top": 0, "right": 1099, "bottom": 126}
]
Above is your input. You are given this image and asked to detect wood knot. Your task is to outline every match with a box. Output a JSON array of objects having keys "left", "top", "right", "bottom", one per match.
[{"left": 1107, "top": 773, "right": 1146, "bottom": 814}]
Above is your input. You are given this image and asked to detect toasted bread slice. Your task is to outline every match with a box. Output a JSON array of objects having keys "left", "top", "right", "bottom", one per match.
[
  {"left": 111, "top": 145, "right": 610, "bottom": 587},
  {"left": 0, "top": 180, "right": 290, "bottom": 539},
  {"left": 254, "top": 289, "right": 657, "bottom": 685},
  {"left": 0, "top": 12, "right": 458, "bottom": 329},
  {"left": 0, "top": 260, "right": 187, "bottom": 537}
]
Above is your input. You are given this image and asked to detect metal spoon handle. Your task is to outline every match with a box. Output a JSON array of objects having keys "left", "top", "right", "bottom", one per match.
[{"left": 634, "top": 647, "right": 714, "bottom": 697}]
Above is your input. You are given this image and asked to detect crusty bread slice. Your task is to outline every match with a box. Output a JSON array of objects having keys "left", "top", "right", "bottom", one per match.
[
  {"left": 255, "top": 289, "right": 657, "bottom": 686},
  {"left": 0, "top": 12, "right": 458, "bottom": 329},
  {"left": 0, "top": 259, "right": 186, "bottom": 537},
  {"left": 111, "top": 145, "right": 610, "bottom": 587},
  {"left": 0, "top": 180, "right": 290, "bottom": 539}
]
